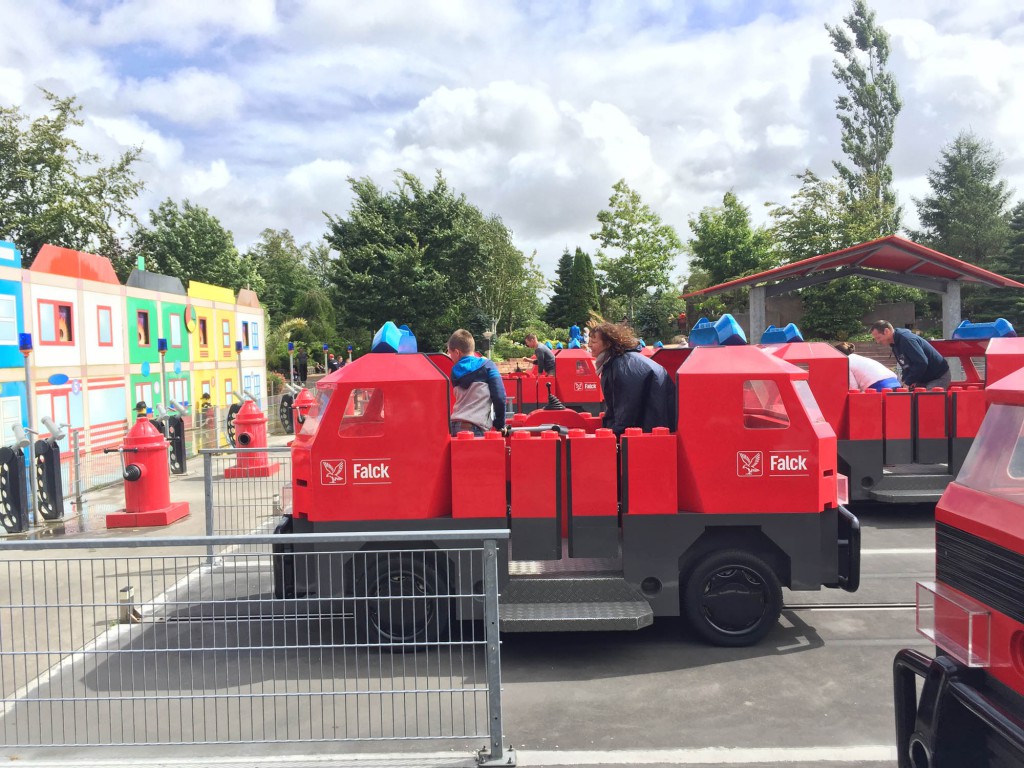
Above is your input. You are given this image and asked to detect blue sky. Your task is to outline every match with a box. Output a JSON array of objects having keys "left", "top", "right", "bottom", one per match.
[{"left": 2, "top": 0, "right": 1024, "bottom": 279}]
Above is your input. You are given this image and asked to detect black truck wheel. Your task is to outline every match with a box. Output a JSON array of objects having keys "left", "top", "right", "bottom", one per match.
[
  {"left": 358, "top": 552, "right": 450, "bottom": 651},
  {"left": 683, "top": 549, "right": 782, "bottom": 647}
]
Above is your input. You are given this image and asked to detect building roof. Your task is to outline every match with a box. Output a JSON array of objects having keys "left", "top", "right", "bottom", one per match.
[
  {"left": 682, "top": 235, "right": 1024, "bottom": 298},
  {"left": 30, "top": 244, "right": 120, "bottom": 285}
]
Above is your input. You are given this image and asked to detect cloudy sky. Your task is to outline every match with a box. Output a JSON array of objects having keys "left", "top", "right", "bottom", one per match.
[{"left": 2, "top": 0, "right": 1023, "bottom": 279}]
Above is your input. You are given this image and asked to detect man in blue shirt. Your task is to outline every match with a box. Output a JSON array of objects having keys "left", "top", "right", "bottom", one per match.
[{"left": 870, "top": 320, "right": 951, "bottom": 389}]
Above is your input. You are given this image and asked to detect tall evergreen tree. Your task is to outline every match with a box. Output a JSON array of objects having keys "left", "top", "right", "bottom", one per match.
[
  {"left": 912, "top": 132, "right": 1014, "bottom": 322},
  {"left": 913, "top": 132, "right": 1012, "bottom": 266},
  {"left": 545, "top": 249, "right": 574, "bottom": 327},
  {"left": 566, "top": 247, "right": 600, "bottom": 325},
  {"left": 826, "top": 0, "right": 902, "bottom": 237},
  {"left": 983, "top": 202, "right": 1024, "bottom": 326}
]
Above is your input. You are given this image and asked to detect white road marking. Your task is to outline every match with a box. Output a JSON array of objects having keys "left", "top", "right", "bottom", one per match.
[
  {"left": 12, "top": 746, "right": 901, "bottom": 766},
  {"left": 862, "top": 548, "right": 934, "bottom": 555},
  {"left": 517, "top": 745, "right": 898, "bottom": 765}
]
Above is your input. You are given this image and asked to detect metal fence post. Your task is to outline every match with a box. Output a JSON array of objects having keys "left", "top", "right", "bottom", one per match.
[
  {"left": 479, "top": 538, "right": 511, "bottom": 766},
  {"left": 71, "top": 428, "right": 85, "bottom": 516},
  {"left": 204, "top": 452, "right": 215, "bottom": 564}
]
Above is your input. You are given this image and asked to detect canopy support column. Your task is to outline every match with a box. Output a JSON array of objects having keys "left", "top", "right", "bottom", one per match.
[
  {"left": 749, "top": 285, "right": 766, "bottom": 343},
  {"left": 942, "top": 281, "right": 961, "bottom": 339}
]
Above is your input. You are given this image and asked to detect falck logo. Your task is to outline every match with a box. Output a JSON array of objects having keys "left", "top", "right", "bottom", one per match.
[
  {"left": 320, "top": 459, "right": 347, "bottom": 485},
  {"left": 737, "top": 451, "right": 763, "bottom": 477}
]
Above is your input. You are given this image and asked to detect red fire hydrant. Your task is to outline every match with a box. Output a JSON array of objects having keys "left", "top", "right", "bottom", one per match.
[
  {"left": 293, "top": 387, "right": 315, "bottom": 434},
  {"left": 225, "top": 400, "right": 280, "bottom": 478},
  {"left": 105, "top": 418, "right": 190, "bottom": 528}
]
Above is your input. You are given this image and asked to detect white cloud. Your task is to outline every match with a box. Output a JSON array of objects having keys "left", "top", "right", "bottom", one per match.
[
  {"left": 120, "top": 69, "right": 244, "bottom": 126},
  {"left": 90, "top": 0, "right": 277, "bottom": 53},
  {"left": 5, "top": 0, "right": 1024, "bottom": 279}
]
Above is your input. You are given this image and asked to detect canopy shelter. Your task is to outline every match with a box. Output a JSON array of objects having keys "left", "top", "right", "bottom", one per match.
[{"left": 682, "top": 235, "right": 1024, "bottom": 340}]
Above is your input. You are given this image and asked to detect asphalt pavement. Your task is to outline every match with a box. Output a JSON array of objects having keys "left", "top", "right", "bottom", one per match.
[{"left": 1, "top": 452, "right": 928, "bottom": 768}]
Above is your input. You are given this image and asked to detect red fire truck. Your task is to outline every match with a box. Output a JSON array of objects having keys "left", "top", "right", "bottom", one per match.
[
  {"left": 504, "top": 326, "right": 1024, "bottom": 507},
  {"left": 273, "top": 333, "right": 860, "bottom": 648},
  {"left": 893, "top": 365, "right": 1024, "bottom": 767}
]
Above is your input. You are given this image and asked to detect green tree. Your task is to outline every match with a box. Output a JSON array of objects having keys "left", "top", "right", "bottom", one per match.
[
  {"left": 544, "top": 249, "right": 574, "bottom": 327},
  {"left": 131, "top": 198, "right": 255, "bottom": 291},
  {"left": 768, "top": 171, "right": 920, "bottom": 339},
  {"left": 566, "top": 247, "right": 601, "bottom": 326},
  {"left": 912, "top": 132, "right": 1014, "bottom": 321},
  {"left": 912, "top": 132, "right": 1013, "bottom": 266},
  {"left": 981, "top": 202, "right": 1024, "bottom": 326},
  {"left": 826, "top": 0, "right": 902, "bottom": 237},
  {"left": 688, "top": 191, "right": 777, "bottom": 285},
  {"left": 478, "top": 217, "right": 545, "bottom": 337},
  {"left": 245, "top": 229, "right": 314, "bottom": 324},
  {"left": 303, "top": 241, "right": 336, "bottom": 290},
  {"left": 0, "top": 90, "right": 144, "bottom": 267},
  {"left": 592, "top": 179, "right": 682, "bottom": 323},
  {"left": 325, "top": 170, "right": 503, "bottom": 351}
]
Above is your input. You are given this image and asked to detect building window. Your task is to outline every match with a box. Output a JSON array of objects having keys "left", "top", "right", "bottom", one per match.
[
  {"left": 169, "top": 378, "right": 188, "bottom": 404},
  {"left": 251, "top": 322, "right": 259, "bottom": 350},
  {"left": 169, "top": 313, "right": 182, "bottom": 348},
  {"left": 224, "top": 378, "right": 233, "bottom": 403},
  {"left": 136, "top": 310, "right": 151, "bottom": 347},
  {"left": 97, "top": 306, "right": 113, "bottom": 346},
  {"left": 222, "top": 319, "right": 231, "bottom": 349},
  {"left": 134, "top": 383, "right": 154, "bottom": 411},
  {"left": 242, "top": 321, "right": 250, "bottom": 349},
  {"left": 0, "top": 295, "right": 17, "bottom": 345},
  {"left": 39, "top": 300, "right": 74, "bottom": 345},
  {"left": 198, "top": 318, "right": 208, "bottom": 347}
]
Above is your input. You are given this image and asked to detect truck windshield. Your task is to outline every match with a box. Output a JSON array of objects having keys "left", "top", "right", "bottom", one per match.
[
  {"left": 298, "top": 390, "right": 330, "bottom": 437},
  {"left": 793, "top": 381, "right": 826, "bottom": 424},
  {"left": 957, "top": 403, "right": 1024, "bottom": 499}
]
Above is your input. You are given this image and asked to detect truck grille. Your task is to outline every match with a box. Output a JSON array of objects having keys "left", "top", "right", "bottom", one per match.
[{"left": 936, "top": 522, "right": 1024, "bottom": 626}]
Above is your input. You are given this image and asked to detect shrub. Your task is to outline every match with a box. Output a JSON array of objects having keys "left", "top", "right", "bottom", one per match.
[{"left": 266, "top": 371, "right": 287, "bottom": 397}]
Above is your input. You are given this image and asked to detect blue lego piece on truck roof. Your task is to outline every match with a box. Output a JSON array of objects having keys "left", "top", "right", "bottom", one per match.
[
  {"left": 688, "top": 314, "right": 748, "bottom": 347},
  {"left": 951, "top": 318, "right": 1016, "bottom": 340},
  {"left": 760, "top": 323, "right": 804, "bottom": 344},
  {"left": 371, "top": 322, "right": 418, "bottom": 353}
]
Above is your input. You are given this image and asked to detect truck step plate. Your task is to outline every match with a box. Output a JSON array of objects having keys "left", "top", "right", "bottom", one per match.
[
  {"left": 499, "top": 576, "right": 654, "bottom": 631},
  {"left": 868, "top": 487, "right": 945, "bottom": 503},
  {"left": 499, "top": 600, "right": 654, "bottom": 632}
]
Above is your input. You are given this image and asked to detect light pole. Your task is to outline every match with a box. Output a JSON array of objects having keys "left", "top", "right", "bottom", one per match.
[
  {"left": 322, "top": 343, "right": 329, "bottom": 373},
  {"left": 235, "top": 340, "right": 243, "bottom": 394},
  {"left": 482, "top": 331, "right": 493, "bottom": 360},
  {"left": 158, "top": 337, "right": 168, "bottom": 410},
  {"left": 18, "top": 333, "right": 36, "bottom": 526},
  {"left": 288, "top": 341, "right": 295, "bottom": 383}
]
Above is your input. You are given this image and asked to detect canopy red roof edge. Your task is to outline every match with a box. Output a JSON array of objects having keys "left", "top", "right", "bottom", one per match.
[{"left": 682, "top": 235, "right": 1024, "bottom": 298}]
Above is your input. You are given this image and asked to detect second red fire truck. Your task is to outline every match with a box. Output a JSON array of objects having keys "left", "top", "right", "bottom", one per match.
[{"left": 274, "top": 325, "right": 860, "bottom": 648}]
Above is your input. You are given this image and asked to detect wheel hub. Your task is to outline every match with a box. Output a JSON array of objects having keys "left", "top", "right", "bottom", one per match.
[{"left": 699, "top": 565, "right": 769, "bottom": 635}]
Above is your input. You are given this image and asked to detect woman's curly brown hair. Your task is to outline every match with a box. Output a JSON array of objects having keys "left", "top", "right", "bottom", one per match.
[{"left": 592, "top": 322, "right": 638, "bottom": 356}]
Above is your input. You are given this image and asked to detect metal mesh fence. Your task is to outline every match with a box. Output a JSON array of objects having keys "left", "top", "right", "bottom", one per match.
[
  {"left": 201, "top": 448, "right": 293, "bottom": 542},
  {"left": 0, "top": 532, "right": 506, "bottom": 756}
]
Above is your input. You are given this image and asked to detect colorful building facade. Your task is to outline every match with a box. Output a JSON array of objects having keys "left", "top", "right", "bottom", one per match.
[{"left": 0, "top": 240, "right": 267, "bottom": 456}]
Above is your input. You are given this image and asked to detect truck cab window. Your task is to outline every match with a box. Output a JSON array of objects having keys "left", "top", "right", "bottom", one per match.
[
  {"left": 338, "top": 388, "right": 385, "bottom": 438},
  {"left": 742, "top": 379, "right": 790, "bottom": 429}
]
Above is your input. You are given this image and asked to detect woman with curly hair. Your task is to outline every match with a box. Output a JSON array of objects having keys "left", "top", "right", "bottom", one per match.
[{"left": 590, "top": 322, "right": 675, "bottom": 435}]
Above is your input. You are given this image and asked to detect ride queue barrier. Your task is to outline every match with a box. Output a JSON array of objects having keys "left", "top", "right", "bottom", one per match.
[
  {"left": 0, "top": 530, "right": 510, "bottom": 764},
  {"left": 202, "top": 447, "right": 293, "bottom": 545}
]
